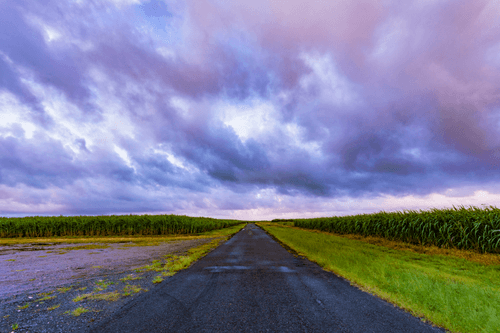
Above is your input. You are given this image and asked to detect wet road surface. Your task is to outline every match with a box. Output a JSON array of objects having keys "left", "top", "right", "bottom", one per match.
[{"left": 86, "top": 224, "right": 446, "bottom": 333}]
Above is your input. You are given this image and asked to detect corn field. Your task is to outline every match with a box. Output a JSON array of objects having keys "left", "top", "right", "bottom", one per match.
[
  {"left": 0, "top": 214, "right": 245, "bottom": 238},
  {"left": 292, "top": 205, "right": 500, "bottom": 253}
]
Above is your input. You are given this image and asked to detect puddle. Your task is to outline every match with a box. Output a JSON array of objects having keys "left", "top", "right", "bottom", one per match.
[{"left": 0, "top": 238, "right": 215, "bottom": 299}]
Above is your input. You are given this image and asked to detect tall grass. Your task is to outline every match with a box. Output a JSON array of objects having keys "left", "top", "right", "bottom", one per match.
[
  {"left": 293, "top": 205, "right": 500, "bottom": 253},
  {"left": 0, "top": 214, "right": 245, "bottom": 238}
]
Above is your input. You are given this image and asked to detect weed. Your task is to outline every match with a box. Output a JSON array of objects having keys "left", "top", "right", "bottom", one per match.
[
  {"left": 91, "top": 292, "right": 121, "bottom": 301},
  {"left": 73, "top": 291, "right": 121, "bottom": 302},
  {"left": 57, "top": 287, "right": 71, "bottom": 293},
  {"left": 36, "top": 295, "right": 55, "bottom": 302},
  {"left": 37, "top": 291, "right": 53, "bottom": 296},
  {"left": 35, "top": 292, "right": 55, "bottom": 302},
  {"left": 94, "top": 279, "right": 114, "bottom": 291},
  {"left": 12, "top": 323, "right": 18, "bottom": 330},
  {"left": 122, "top": 284, "right": 147, "bottom": 296},
  {"left": 47, "top": 304, "right": 60, "bottom": 311},
  {"left": 136, "top": 260, "right": 163, "bottom": 272},
  {"left": 6, "top": 259, "right": 15, "bottom": 261},
  {"left": 72, "top": 293, "right": 92, "bottom": 302},
  {"left": 28, "top": 278, "right": 36, "bottom": 281},
  {"left": 17, "top": 303, "right": 30, "bottom": 310},
  {"left": 62, "top": 244, "right": 109, "bottom": 251},
  {"left": 152, "top": 276, "right": 163, "bottom": 284},
  {"left": 120, "top": 274, "right": 143, "bottom": 282},
  {"left": 69, "top": 307, "right": 89, "bottom": 316}
]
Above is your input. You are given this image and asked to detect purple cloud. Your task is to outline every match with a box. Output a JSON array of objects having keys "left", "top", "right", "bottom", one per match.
[{"left": 1, "top": 0, "right": 500, "bottom": 219}]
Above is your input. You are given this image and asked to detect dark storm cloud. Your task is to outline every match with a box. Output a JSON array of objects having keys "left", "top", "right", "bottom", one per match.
[
  {"left": 2, "top": 0, "right": 500, "bottom": 217},
  {"left": 0, "top": 134, "right": 85, "bottom": 189},
  {"left": 0, "top": 2, "right": 97, "bottom": 122}
]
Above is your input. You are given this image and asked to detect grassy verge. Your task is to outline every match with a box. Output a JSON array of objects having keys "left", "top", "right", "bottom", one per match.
[{"left": 257, "top": 222, "right": 500, "bottom": 333}]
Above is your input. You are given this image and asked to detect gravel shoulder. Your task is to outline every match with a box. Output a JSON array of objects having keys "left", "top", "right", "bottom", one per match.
[{"left": 0, "top": 237, "right": 219, "bottom": 333}]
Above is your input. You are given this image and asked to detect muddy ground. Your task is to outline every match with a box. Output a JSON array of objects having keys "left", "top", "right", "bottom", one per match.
[{"left": 0, "top": 237, "right": 217, "bottom": 332}]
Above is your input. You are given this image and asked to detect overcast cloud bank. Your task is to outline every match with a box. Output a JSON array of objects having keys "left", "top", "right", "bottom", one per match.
[{"left": 1, "top": 0, "right": 500, "bottom": 219}]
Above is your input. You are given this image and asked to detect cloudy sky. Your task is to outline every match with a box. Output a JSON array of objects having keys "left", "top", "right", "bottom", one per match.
[{"left": 2, "top": 0, "right": 500, "bottom": 220}]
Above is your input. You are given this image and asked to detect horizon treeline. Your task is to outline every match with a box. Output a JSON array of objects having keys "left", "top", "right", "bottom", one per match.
[{"left": 0, "top": 214, "right": 246, "bottom": 238}]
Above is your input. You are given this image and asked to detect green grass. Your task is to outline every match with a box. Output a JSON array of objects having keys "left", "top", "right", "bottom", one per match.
[
  {"left": 57, "top": 287, "right": 71, "bottom": 293},
  {"left": 259, "top": 223, "right": 500, "bottom": 333},
  {"left": 73, "top": 291, "right": 121, "bottom": 302},
  {"left": 47, "top": 304, "right": 60, "bottom": 311},
  {"left": 152, "top": 275, "right": 163, "bottom": 284},
  {"left": 119, "top": 274, "right": 143, "bottom": 282},
  {"left": 93, "top": 279, "right": 114, "bottom": 292},
  {"left": 17, "top": 303, "right": 30, "bottom": 310},
  {"left": 122, "top": 284, "right": 147, "bottom": 296},
  {"left": 62, "top": 244, "right": 109, "bottom": 251},
  {"left": 291, "top": 205, "right": 500, "bottom": 253},
  {"left": 66, "top": 307, "right": 89, "bottom": 316},
  {"left": 0, "top": 213, "right": 247, "bottom": 238}
]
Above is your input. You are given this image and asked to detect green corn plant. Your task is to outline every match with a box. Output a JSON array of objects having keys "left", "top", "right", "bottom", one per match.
[
  {"left": 293, "top": 205, "right": 500, "bottom": 253},
  {"left": 0, "top": 214, "right": 246, "bottom": 238}
]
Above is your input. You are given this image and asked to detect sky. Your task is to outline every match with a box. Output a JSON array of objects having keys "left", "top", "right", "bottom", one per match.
[{"left": 1, "top": 0, "right": 500, "bottom": 220}]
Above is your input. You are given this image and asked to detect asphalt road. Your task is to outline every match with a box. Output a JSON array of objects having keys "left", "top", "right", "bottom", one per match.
[{"left": 85, "top": 224, "right": 447, "bottom": 333}]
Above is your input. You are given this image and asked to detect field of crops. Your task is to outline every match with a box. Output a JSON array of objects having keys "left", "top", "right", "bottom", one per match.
[
  {"left": 287, "top": 205, "right": 500, "bottom": 253},
  {"left": 0, "top": 214, "right": 245, "bottom": 238}
]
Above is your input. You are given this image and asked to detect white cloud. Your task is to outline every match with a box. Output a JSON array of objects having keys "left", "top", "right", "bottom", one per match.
[
  {"left": 114, "top": 144, "right": 136, "bottom": 171},
  {"left": 217, "top": 97, "right": 276, "bottom": 142},
  {"left": 152, "top": 147, "right": 190, "bottom": 170},
  {"left": 169, "top": 96, "right": 191, "bottom": 118},
  {"left": 299, "top": 51, "right": 361, "bottom": 107},
  {"left": 0, "top": 91, "right": 37, "bottom": 139}
]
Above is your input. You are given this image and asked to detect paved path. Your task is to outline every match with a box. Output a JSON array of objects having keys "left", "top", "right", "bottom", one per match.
[{"left": 86, "top": 224, "right": 446, "bottom": 332}]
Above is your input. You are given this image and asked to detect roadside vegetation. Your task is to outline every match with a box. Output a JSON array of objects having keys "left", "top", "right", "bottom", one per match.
[
  {"left": 258, "top": 222, "right": 500, "bottom": 333},
  {"left": 0, "top": 214, "right": 246, "bottom": 238},
  {"left": 277, "top": 205, "right": 500, "bottom": 253}
]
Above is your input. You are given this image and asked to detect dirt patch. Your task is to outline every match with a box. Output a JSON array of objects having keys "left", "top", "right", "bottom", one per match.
[{"left": 0, "top": 237, "right": 215, "bottom": 299}]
